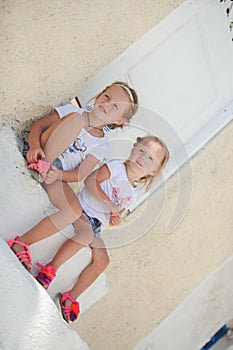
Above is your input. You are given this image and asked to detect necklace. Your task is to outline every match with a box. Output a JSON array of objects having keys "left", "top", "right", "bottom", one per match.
[{"left": 87, "top": 112, "right": 104, "bottom": 132}]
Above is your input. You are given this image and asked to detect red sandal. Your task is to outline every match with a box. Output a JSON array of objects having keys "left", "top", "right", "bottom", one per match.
[
  {"left": 59, "top": 291, "right": 80, "bottom": 323},
  {"left": 35, "top": 263, "right": 56, "bottom": 289},
  {"left": 7, "top": 236, "right": 32, "bottom": 271}
]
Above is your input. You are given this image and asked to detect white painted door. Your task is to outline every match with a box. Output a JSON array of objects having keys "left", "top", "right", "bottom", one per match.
[{"left": 75, "top": 0, "right": 233, "bottom": 232}]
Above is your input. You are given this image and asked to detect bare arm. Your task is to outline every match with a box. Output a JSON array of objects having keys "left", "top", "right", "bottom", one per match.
[
  {"left": 44, "top": 154, "right": 100, "bottom": 184},
  {"left": 84, "top": 164, "right": 120, "bottom": 213}
]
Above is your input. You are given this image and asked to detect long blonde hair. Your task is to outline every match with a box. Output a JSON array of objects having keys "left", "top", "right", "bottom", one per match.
[
  {"left": 90, "top": 81, "right": 139, "bottom": 130},
  {"left": 132, "top": 135, "right": 170, "bottom": 192}
]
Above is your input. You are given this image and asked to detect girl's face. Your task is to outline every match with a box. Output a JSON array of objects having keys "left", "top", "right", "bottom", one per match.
[
  {"left": 93, "top": 85, "right": 131, "bottom": 125},
  {"left": 129, "top": 140, "right": 166, "bottom": 178}
]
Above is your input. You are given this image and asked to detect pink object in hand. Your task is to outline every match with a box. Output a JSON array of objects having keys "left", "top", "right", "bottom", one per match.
[{"left": 27, "top": 160, "right": 51, "bottom": 172}]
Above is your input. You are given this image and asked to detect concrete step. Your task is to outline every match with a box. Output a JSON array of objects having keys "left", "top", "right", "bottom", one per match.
[
  {"left": 0, "top": 238, "right": 89, "bottom": 350},
  {"left": 0, "top": 123, "right": 109, "bottom": 349}
]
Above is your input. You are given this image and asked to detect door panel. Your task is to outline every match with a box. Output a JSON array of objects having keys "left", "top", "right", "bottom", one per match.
[{"left": 74, "top": 0, "right": 233, "bottom": 231}]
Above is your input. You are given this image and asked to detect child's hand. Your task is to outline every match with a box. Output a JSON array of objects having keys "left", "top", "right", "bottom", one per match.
[
  {"left": 105, "top": 201, "right": 120, "bottom": 215},
  {"left": 109, "top": 208, "right": 125, "bottom": 226},
  {"left": 109, "top": 214, "right": 121, "bottom": 226},
  {"left": 27, "top": 147, "right": 45, "bottom": 163},
  {"left": 44, "top": 165, "right": 61, "bottom": 184}
]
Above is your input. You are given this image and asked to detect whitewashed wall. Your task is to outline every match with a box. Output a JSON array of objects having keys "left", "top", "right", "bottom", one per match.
[
  {"left": 0, "top": 238, "right": 89, "bottom": 350},
  {"left": 0, "top": 126, "right": 108, "bottom": 350},
  {"left": 75, "top": 0, "right": 233, "bottom": 233},
  {"left": 133, "top": 256, "right": 233, "bottom": 350}
]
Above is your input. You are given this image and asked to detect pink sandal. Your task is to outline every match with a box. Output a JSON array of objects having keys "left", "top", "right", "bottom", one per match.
[
  {"left": 35, "top": 263, "right": 56, "bottom": 289},
  {"left": 27, "top": 159, "right": 51, "bottom": 172},
  {"left": 59, "top": 291, "right": 80, "bottom": 323},
  {"left": 27, "top": 160, "right": 51, "bottom": 182},
  {"left": 7, "top": 236, "right": 32, "bottom": 271}
]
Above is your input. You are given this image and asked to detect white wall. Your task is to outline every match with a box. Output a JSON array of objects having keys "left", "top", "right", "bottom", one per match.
[
  {"left": 0, "top": 125, "right": 108, "bottom": 349},
  {"left": 0, "top": 238, "right": 89, "bottom": 350},
  {"left": 133, "top": 256, "right": 233, "bottom": 350},
  {"left": 75, "top": 0, "right": 233, "bottom": 232}
]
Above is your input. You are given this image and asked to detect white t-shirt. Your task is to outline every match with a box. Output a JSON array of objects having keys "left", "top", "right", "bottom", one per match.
[
  {"left": 55, "top": 104, "right": 109, "bottom": 171},
  {"left": 78, "top": 159, "right": 139, "bottom": 228}
]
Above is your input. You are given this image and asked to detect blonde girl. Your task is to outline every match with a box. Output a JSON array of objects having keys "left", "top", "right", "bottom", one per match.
[
  {"left": 7, "top": 81, "right": 138, "bottom": 270},
  {"left": 34, "top": 135, "right": 169, "bottom": 322}
]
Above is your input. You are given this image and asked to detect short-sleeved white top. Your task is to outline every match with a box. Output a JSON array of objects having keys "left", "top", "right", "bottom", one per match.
[
  {"left": 55, "top": 104, "right": 109, "bottom": 171},
  {"left": 78, "top": 159, "right": 139, "bottom": 228}
]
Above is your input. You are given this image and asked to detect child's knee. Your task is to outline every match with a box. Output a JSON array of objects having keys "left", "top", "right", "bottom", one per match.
[
  {"left": 93, "top": 252, "right": 110, "bottom": 272},
  {"left": 74, "top": 230, "right": 93, "bottom": 246},
  {"left": 61, "top": 206, "right": 82, "bottom": 224}
]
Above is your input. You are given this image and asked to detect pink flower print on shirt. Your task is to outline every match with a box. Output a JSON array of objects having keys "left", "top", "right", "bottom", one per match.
[
  {"left": 112, "top": 187, "right": 121, "bottom": 208},
  {"left": 121, "top": 196, "right": 132, "bottom": 208},
  {"left": 111, "top": 187, "right": 132, "bottom": 209}
]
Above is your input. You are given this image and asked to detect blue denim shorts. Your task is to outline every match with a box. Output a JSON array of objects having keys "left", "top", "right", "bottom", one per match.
[
  {"left": 52, "top": 157, "right": 63, "bottom": 170},
  {"left": 82, "top": 210, "right": 102, "bottom": 239}
]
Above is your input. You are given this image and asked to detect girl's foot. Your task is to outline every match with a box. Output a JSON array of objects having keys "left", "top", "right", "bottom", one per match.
[
  {"left": 59, "top": 291, "right": 80, "bottom": 323},
  {"left": 35, "top": 263, "right": 56, "bottom": 289},
  {"left": 7, "top": 236, "right": 33, "bottom": 271}
]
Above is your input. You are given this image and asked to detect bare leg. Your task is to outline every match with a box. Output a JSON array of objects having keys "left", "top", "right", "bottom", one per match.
[
  {"left": 21, "top": 182, "right": 82, "bottom": 244},
  {"left": 58, "top": 237, "right": 109, "bottom": 318},
  {"left": 41, "top": 113, "right": 85, "bottom": 163},
  {"left": 68, "top": 237, "right": 110, "bottom": 302},
  {"left": 11, "top": 182, "right": 82, "bottom": 268},
  {"left": 47, "top": 215, "right": 94, "bottom": 271}
]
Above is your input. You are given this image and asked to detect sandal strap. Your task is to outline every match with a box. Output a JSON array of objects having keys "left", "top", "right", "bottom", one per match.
[
  {"left": 7, "top": 236, "right": 32, "bottom": 263},
  {"left": 59, "top": 291, "right": 80, "bottom": 322},
  {"left": 63, "top": 306, "right": 72, "bottom": 316},
  {"left": 61, "top": 290, "right": 77, "bottom": 304},
  {"left": 16, "top": 251, "right": 31, "bottom": 263}
]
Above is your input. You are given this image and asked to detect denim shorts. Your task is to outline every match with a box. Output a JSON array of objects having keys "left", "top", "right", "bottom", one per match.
[
  {"left": 52, "top": 157, "right": 63, "bottom": 170},
  {"left": 82, "top": 210, "right": 102, "bottom": 239}
]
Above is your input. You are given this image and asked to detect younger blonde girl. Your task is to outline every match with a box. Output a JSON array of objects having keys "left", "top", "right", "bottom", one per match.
[{"left": 34, "top": 135, "right": 169, "bottom": 322}]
